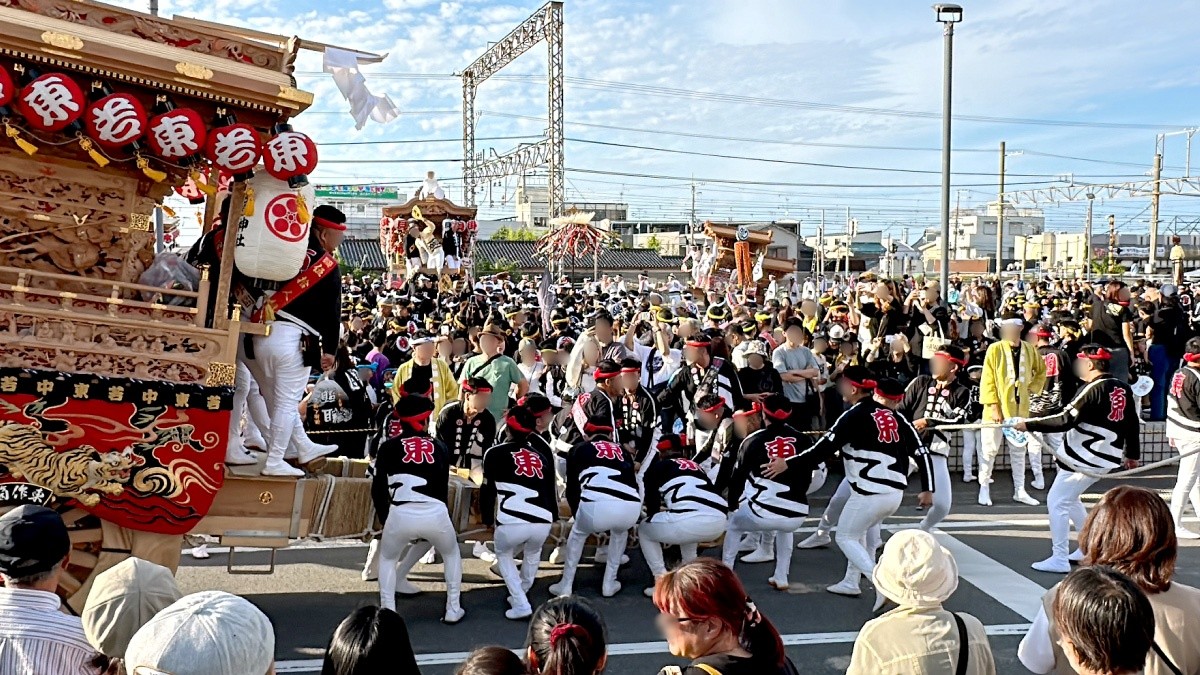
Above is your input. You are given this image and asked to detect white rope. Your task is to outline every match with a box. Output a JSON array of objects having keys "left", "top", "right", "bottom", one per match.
[{"left": 1049, "top": 445, "right": 1200, "bottom": 480}]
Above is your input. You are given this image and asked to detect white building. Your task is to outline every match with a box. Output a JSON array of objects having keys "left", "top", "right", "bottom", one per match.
[{"left": 919, "top": 202, "right": 1046, "bottom": 274}]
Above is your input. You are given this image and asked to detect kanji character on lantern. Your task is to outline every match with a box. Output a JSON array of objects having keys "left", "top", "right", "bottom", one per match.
[
  {"left": 263, "top": 123, "right": 317, "bottom": 187},
  {"left": 147, "top": 107, "right": 206, "bottom": 162},
  {"left": 16, "top": 72, "right": 84, "bottom": 132},
  {"left": 86, "top": 93, "right": 147, "bottom": 150},
  {"left": 0, "top": 66, "right": 13, "bottom": 108},
  {"left": 206, "top": 123, "right": 261, "bottom": 177}
]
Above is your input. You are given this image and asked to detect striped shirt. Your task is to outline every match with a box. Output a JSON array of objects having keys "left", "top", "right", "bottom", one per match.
[{"left": 0, "top": 587, "right": 100, "bottom": 675}]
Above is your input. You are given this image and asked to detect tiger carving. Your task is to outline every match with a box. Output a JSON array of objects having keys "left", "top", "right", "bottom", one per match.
[{"left": 0, "top": 423, "right": 145, "bottom": 507}]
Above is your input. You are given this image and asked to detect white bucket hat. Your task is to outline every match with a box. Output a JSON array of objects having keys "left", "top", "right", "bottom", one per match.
[
  {"left": 125, "top": 590, "right": 274, "bottom": 675},
  {"left": 872, "top": 530, "right": 959, "bottom": 608}
]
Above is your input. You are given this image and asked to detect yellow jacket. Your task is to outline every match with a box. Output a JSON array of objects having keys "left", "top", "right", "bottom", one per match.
[
  {"left": 979, "top": 339, "right": 1046, "bottom": 418},
  {"left": 391, "top": 357, "right": 460, "bottom": 420}
]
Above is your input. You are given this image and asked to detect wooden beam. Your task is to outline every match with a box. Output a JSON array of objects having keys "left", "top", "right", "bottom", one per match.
[
  {"left": 171, "top": 15, "right": 386, "bottom": 63},
  {"left": 213, "top": 182, "right": 245, "bottom": 332}
]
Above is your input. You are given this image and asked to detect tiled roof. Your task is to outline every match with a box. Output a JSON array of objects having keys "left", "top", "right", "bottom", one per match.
[
  {"left": 338, "top": 238, "right": 389, "bottom": 271},
  {"left": 475, "top": 240, "right": 679, "bottom": 270}
]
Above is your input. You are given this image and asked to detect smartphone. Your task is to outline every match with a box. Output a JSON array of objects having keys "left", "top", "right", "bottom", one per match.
[{"left": 885, "top": 334, "right": 898, "bottom": 345}]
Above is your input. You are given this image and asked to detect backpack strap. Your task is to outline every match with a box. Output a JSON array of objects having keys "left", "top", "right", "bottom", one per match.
[
  {"left": 693, "top": 665, "right": 722, "bottom": 675},
  {"left": 952, "top": 612, "right": 969, "bottom": 675},
  {"left": 1152, "top": 642, "right": 1184, "bottom": 675}
]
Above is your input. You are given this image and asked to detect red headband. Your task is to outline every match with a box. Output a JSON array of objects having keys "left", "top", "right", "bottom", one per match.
[
  {"left": 699, "top": 400, "right": 724, "bottom": 414},
  {"left": 874, "top": 387, "right": 904, "bottom": 401},
  {"left": 1080, "top": 347, "right": 1113, "bottom": 361},
  {"left": 934, "top": 351, "right": 967, "bottom": 366},
  {"left": 313, "top": 216, "right": 347, "bottom": 231},
  {"left": 685, "top": 339, "right": 710, "bottom": 348},
  {"left": 583, "top": 421, "right": 613, "bottom": 433},
  {"left": 1034, "top": 328, "right": 1053, "bottom": 338},
  {"left": 733, "top": 402, "right": 762, "bottom": 418},
  {"left": 462, "top": 381, "right": 493, "bottom": 394},
  {"left": 761, "top": 405, "right": 791, "bottom": 420},
  {"left": 505, "top": 414, "right": 533, "bottom": 434},
  {"left": 594, "top": 368, "right": 621, "bottom": 381},
  {"left": 1185, "top": 353, "right": 1200, "bottom": 364},
  {"left": 620, "top": 366, "right": 640, "bottom": 374},
  {"left": 396, "top": 410, "right": 432, "bottom": 423},
  {"left": 846, "top": 377, "right": 877, "bottom": 390}
]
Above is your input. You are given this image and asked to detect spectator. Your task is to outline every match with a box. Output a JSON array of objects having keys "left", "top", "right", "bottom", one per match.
[
  {"left": 456, "top": 646, "right": 524, "bottom": 675},
  {"left": 321, "top": 606, "right": 420, "bottom": 675},
  {"left": 461, "top": 323, "right": 528, "bottom": 421},
  {"left": 736, "top": 340, "right": 783, "bottom": 402},
  {"left": 1148, "top": 284, "right": 1187, "bottom": 421},
  {"left": 772, "top": 318, "right": 821, "bottom": 431},
  {"left": 652, "top": 558, "right": 797, "bottom": 675},
  {"left": 391, "top": 330, "right": 460, "bottom": 421},
  {"left": 847, "top": 530, "right": 996, "bottom": 675},
  {"left": 82, "top": 558, "right": 182, "bottom": 672},
  {"left": 1053, "top": 567, "right": 1156, "bottom": 675},
  {"left": 1019, "top": 485, "right": 1200, "bottom": 675},
  {"left": 526, "top": 596, "right": 608, "bottom": 675},
  {"left": 125, "top": 591, "right": 275, "bottom": 675},
  {"left": 0, "top": 505, "right": 100, "bottom": 675}
]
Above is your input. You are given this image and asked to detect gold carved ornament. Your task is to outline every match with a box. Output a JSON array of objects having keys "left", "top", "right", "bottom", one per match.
[
  {"left": 174, "top": 62, "right": 215, "bottom": 81},
  {"left": 128, "top": 213, "right": 153, "bottom": 232},
  {"left": 205, "top": 362, "right": 236, "bottom": 387},
  {"left": 40, "top": 31, "right": 85, "bottom": 51}
]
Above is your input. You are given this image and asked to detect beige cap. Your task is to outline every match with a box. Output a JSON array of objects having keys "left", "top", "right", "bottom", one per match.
[{"left": 82, "top": 558, "right": 182, "bottom": 658}]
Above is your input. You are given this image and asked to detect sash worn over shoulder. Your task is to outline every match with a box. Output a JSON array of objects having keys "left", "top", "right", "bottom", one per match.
[{"left": 251, "top": 252, "right": 337, "bottom": 322}]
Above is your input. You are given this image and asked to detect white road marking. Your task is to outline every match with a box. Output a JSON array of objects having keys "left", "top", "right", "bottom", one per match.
[
  {"left": 272, "top": 623, "right": 1034, "bottom": 672},
  {"left": 933, "top": 531, "right": 1049, "bottom": 620}
]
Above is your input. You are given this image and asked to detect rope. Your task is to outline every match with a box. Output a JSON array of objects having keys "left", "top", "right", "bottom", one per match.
[{"left": 1049, "top": 445, "right": 1200, "bottom": 480}]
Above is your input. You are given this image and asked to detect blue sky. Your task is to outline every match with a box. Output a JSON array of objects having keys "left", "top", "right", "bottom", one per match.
[{"left": 114, "top": 0, "right": 1200, "bottom": 239}]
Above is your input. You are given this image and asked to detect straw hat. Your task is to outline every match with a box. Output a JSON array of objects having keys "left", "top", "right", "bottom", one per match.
[{"left": 871, "top": 530, "right": 959, "bottom": 608}]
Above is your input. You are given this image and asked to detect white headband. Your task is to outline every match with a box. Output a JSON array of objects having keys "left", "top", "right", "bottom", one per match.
[{"left": 999, "top": 318, "right": 1024, "bottom": 328}]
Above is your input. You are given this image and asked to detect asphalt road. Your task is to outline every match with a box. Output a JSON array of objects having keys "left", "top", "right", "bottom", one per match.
[{"left": 177, "top": 468, "right": 1200, "bottom": 675}]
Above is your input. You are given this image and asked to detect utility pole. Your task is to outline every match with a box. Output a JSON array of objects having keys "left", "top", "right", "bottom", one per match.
[
  {"left": 795, "top": 220, "right": 802, "bottom": 278},
  {"left": 689, "top": 179, "right": 697, "bottom": 251},
  {"left": 996, "top": 141, "right": 1005, "bottom": 277},
  {"left": 817, "top": 209, "right": 825, "bottom": 281},
  {"left": 1149, "top": 152, "right": 1163, "bottom": 275},
  {"left": 1084, "top": 193, "right": 1094, "bottom": 280},
  {"left": 844, "top": 207, "right": 852, "bottom": 279},
  {"left": 1107, "top": 214, "right": 1116, "bottom": 272}
]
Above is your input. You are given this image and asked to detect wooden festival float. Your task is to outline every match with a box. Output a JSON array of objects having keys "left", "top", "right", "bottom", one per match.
[
  {"left": 694, "top": 221, "right": 793, "bottom": 296},
  {"left": 380, "top": 171, "right": 479, "bottom": 287},
  {"left": 0, "top": 0, "right": 332, "bottom": 606}
]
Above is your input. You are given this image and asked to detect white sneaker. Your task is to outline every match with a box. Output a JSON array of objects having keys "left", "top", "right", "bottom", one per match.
[
  {"left": 977, "top": 485, "right": 992, "bottom": 506},
  {"left": 1030, "top": 475, "right": 1046, "bottom": 491},
  {"left": 797, "top": 532, "right": 831, "bottom": 549},
  {"left": 1177, "top": 528, "right": 1200, "bottom": 540},
  {"left": 419, "top": 548, "right": 437, "bottom": 565},
  {"left": 1013, "top": 489, "right": 1040, "bottom": 507},
  {"left": 738, "top": 533, "right": 759, "bottom": 553},
  {"left": 298, "top": 442, "right": 338, "bottom": 465},
  {"left": 1031, "top": 556, "right": 1071, "bottom": 574},
  {"left": 473, "top": 542, "right": 497, "bottom": 563},
  {"left": 548, "top": 546, "right": 565, "bottom": 565},
  {"left": 1068, "top": 548, "right": 1084, "bottom": 562},
  {"left": 767, "top": 577, "right": 789, "bottom": 591},
  {"left": 505, "top": 604, "right": 533, "bottom": 620},
  {"left": 396, "top": 580, "right": 423, "bottom": 595},
  {"left": 962, "top": 472, "right": 975, "bottom": 483},
  {"left": 593, "top": 549, "right": 628, "bottom": 565},
  {"left": 826, "top": 580, "right": 862, "bottom": 597},
  {"left": 601, "top": 580, "right": 622, "bottom": 597},
  {"left": 190, "top": 543, "right": 210, "bottom": 560},
  {"left": 548, "top": 581, "right": 571, "bottom": 597},
  {"left": 261, "top": 459, "right": 303, "bottom": 477},
  {"left": 872, "top": 589, "right": 888, "bottom": 612},
  {"left": 643, "top": 586, "right": 656, "bottom": 598},
  {"left": 442, "top": 606, "right": 466, "bottom": 624}
]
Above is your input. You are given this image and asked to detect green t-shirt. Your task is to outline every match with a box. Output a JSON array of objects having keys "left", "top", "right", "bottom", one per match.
[{"left": 461, "top": 353, "right": 524, "bottom": 420}]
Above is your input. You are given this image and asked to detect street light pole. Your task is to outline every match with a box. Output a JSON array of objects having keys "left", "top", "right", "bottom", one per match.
[
  {"left": 1084, "top": 193, "right": 1094, "bottom": 280},
  {"left": 934, "top": 4, "right": 962, "bottom": 293}
]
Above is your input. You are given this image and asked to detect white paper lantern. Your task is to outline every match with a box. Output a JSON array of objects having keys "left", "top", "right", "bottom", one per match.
[{"left": 234, "top": 170, "right": 314, "bottom": 282}]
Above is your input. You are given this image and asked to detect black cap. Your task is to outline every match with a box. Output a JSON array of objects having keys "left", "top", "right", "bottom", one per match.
[
  {"left": 0, "top": 505, "right": 69, "bottom": 577},
  {"left": 393, "top": 395, "right": 435, "bottom": 421}
]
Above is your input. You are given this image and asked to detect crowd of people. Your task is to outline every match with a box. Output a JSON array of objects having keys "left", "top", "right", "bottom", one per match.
[{"left": 8, "top": 195, "right": 1200, "bottom": 674}]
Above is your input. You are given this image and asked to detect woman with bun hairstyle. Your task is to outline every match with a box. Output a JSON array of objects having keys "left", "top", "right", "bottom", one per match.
[{"left": 526, "top": 597, "right": 608, "bottom": 675}]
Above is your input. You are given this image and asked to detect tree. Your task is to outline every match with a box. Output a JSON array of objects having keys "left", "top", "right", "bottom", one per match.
[
  {"left": 476, "top": 257, "right": 520, "bottom": 275},
  {"left": 493, "top": 225, "right": 540, "bottom": 241},
  {"left": 1091, "top": 259, "right": 1127, "bottom": 275},
  {"left": 646, "top": 234, "right": 662, "bottom": 253}
]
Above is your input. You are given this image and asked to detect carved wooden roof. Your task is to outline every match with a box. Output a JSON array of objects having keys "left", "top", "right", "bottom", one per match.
[
  {"left": 382, "top": 195, "right": 479, "bottom": 221},
  {"left": 0, "top": 0, "right": 311, "bottom": 119}
]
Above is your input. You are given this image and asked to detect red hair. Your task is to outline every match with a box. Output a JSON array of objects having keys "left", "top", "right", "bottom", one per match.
[{"left": 653, "top": 558, "right": 785, "bottom": 669}]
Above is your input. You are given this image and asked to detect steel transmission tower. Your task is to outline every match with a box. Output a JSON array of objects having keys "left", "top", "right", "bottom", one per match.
[{"left": 461, "top": 1, "right": 564, "bottom": 218}]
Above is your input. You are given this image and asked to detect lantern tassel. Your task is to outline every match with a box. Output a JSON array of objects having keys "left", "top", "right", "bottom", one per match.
[
  {"left": 243, "top": 186, "right": 255, "bottom": 217},
  {"left": 5, "top": 123, "right": 37, "bottom": 155},
  {"left": 296, "top": 191, "right": 311, "bottom": 224},
  {"left": 77, "top": 136, "right": 109, "bottom": 167},
  {"left": 136, "top": 155, "right": 167, "bottom": 182},
  {"left": 190, "top": 170, "right": 216, "bottom": 197}
]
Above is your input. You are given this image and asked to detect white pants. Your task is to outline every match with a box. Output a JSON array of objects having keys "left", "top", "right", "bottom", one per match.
[
  {"left": 228, "top": 357, "right": 254, "bottom": 458},
  {"left": 494, "top": 522, "right": 551, "bottom": 613},
  {"left": 1026, "top": 432, "right": 1062, "bottom": 480},
  {"left": 244, "top": 374, "right": 270, "bottom": 448},
  {"left": 980, "top": 426, "right": 1028, "bottom": 492},
  {"left": 962, "top": 428, "right": 980, "bottom": 477},
  {"left": 245, "top": 323, "right": 309, "bottom": 464},
  {"left": 557, "top": 500, "right": 640, "bottom": 592},
  {"left": 378, "top": 502, "right": 462, "bottom": 614},
  {"left": 920, "top": 454, "right": 952, "bottom": 531},
  {"left": 1046, "top": 470, "right": 1099, "bottom": 561},
  {"left": 836, "top": 490, "right": 902, "bottom": 585},
  {"left": 1171, "top": 439, "right": 1200, "bottom": 529},
  {"left": 811, "top": 479, "right": 881, "bottom": 552},
  {"left": 722, "top": 503, "right": 805, "bottom": 584},
  {"left": 639, "top": 512, "right": 727, "bottom": 577},
  {"left": 445, "top": 254, "right": 461, "bottom": 271}
]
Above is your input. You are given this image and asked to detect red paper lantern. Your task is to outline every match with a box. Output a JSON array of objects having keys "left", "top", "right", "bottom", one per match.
[
  {"left": 146, "top": 107, "right": 207, "bottom": 161},
  {"left": 85, "top": 93, "right": 147, "bottom": 150},
  {"left": 173, "top": 176, "right": 205, "bottom": 205},
  {"left": 15, "top": 72, "right": 85, "bottom": 132},
  {"left": 205, "top": 123, "right": 261, "bottom": 175},
  {"left": 0, "top": 66, "right": 14, "bottom": 108},
  {"left": 263, "top": 128, "right": 318, "bottom": 185}
]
